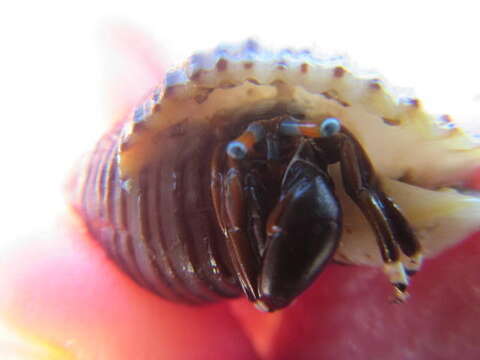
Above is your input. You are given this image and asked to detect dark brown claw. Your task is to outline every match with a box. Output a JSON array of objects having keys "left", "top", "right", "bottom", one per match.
[
  {"left": 258, "top": 140, "right": 342, "bottom": 311},
  {"left": 212, "top": 117, "right": 422, "bottom": 310}
]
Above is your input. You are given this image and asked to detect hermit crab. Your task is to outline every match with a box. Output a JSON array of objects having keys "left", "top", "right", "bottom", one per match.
[{"left": 71, "top": 40, "right": 480, "bottom": 312}]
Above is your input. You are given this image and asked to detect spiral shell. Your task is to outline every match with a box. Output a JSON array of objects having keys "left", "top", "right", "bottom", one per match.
[{"left": 72, "top": 40, "right": 480, "bottom": 306}]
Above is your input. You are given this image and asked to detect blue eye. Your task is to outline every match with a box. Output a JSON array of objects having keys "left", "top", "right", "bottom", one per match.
[
  {"left": 226, "top": 141, "right": 248, "bottom": 159},
  {"left": 320, "top": 117, "right": 341, "bottom": 136}
]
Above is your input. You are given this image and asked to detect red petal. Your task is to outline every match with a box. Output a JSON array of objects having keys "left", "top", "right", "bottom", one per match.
[
  {"left": 98, "top": 23, "right": 168, "bottom": 124},
  {"left": 0, "top": 210, "right": 259, "bottom": 359},
  {"left": 235, "top": 233, "right": 480, "bottom": 359}
]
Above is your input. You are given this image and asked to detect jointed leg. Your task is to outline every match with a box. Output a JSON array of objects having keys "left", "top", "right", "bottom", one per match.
[
  {"left": 211, "top": 147, "right": 263, "bottom": 301},
  {"left": 213, "top": 116, "right": 345, "bottom": 311},
  {"left": 337, "top": 129, "right": 422, "bottom": 301}
]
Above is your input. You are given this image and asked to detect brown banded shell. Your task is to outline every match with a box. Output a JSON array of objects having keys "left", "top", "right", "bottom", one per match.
[{"left": 71, "top": 40, "right": 480, "bottom": 306}]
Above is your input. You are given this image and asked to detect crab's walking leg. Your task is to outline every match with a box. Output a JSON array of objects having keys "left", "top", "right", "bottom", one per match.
[
  {"left": 337, "top": 130, "right": 422, "bottom": 301},
  {"left": 376, "top": 194, "right": 423, "bottom": 276},
  {"left": 211, "top": 152, "right": 261, "bottom": 301},
  {"left": 212, "top": 135, "right": 275, "bottom": 302},
  {"left": 243, "top": 170, "right": 268, "bottom": 256}
]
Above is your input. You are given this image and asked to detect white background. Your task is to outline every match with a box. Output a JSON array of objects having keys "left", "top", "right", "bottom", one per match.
[{"left": 1, "top": 1, "right": 479, "bottom": 243}]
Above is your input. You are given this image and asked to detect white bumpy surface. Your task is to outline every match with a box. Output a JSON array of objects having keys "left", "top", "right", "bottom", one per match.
[{"left": 118, "top": 40, "right": 480, "bottom": 266}]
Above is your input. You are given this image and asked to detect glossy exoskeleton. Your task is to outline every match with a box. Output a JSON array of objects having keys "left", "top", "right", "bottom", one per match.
[
  {"left": 77, "top": 113, "right": 421, "bottom": 312},
  {"left": 211, "top": 115, "right": 420, "bottom": 311}
]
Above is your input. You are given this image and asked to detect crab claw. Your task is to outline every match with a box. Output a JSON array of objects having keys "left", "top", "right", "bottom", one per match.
[{"left": 258, "top": 141, "right": 342, "bottom": 311}]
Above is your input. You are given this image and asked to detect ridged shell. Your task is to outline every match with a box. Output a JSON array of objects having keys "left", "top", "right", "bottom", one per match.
[{"left": 72, "top": 40, "right": 480, "bottom": 295}]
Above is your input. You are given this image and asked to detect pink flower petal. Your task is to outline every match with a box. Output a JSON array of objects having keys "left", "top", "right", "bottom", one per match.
[
  {"left": 241, "top": 233, "right": 480, "bottom": 359},
  {"left": 0, "top": 210, "right": 259, "bottom": 359}
]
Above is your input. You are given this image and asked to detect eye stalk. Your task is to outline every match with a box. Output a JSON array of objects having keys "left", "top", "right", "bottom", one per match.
[
  {"left": 279, "top": 117, "right": 341, "bottom": 138},
  {"left": 320, "top": 117, "right": 341, "bottom": 137},
  {"left": 226, "top": 122, "right": 266, "bottom": 159},
  {"left": 226, "top": 116, "right": 342, "bottom": 159}
]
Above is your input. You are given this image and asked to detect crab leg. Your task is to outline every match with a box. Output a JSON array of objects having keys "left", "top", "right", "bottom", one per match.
[
  {"left": 243, "top": 170, "right": 269, "bottom": 256},
  {"left": 212, "top": 140, "right": 275, "bottom": 302},
  {"left": 337, "top": 129, "right": 422, "bottom": 301},
  {"left": 374, "top": 193, "right": 423, "bottom": 276},
  {"left": 214, "top": 154, "right": 262, "bottom": 301}
]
